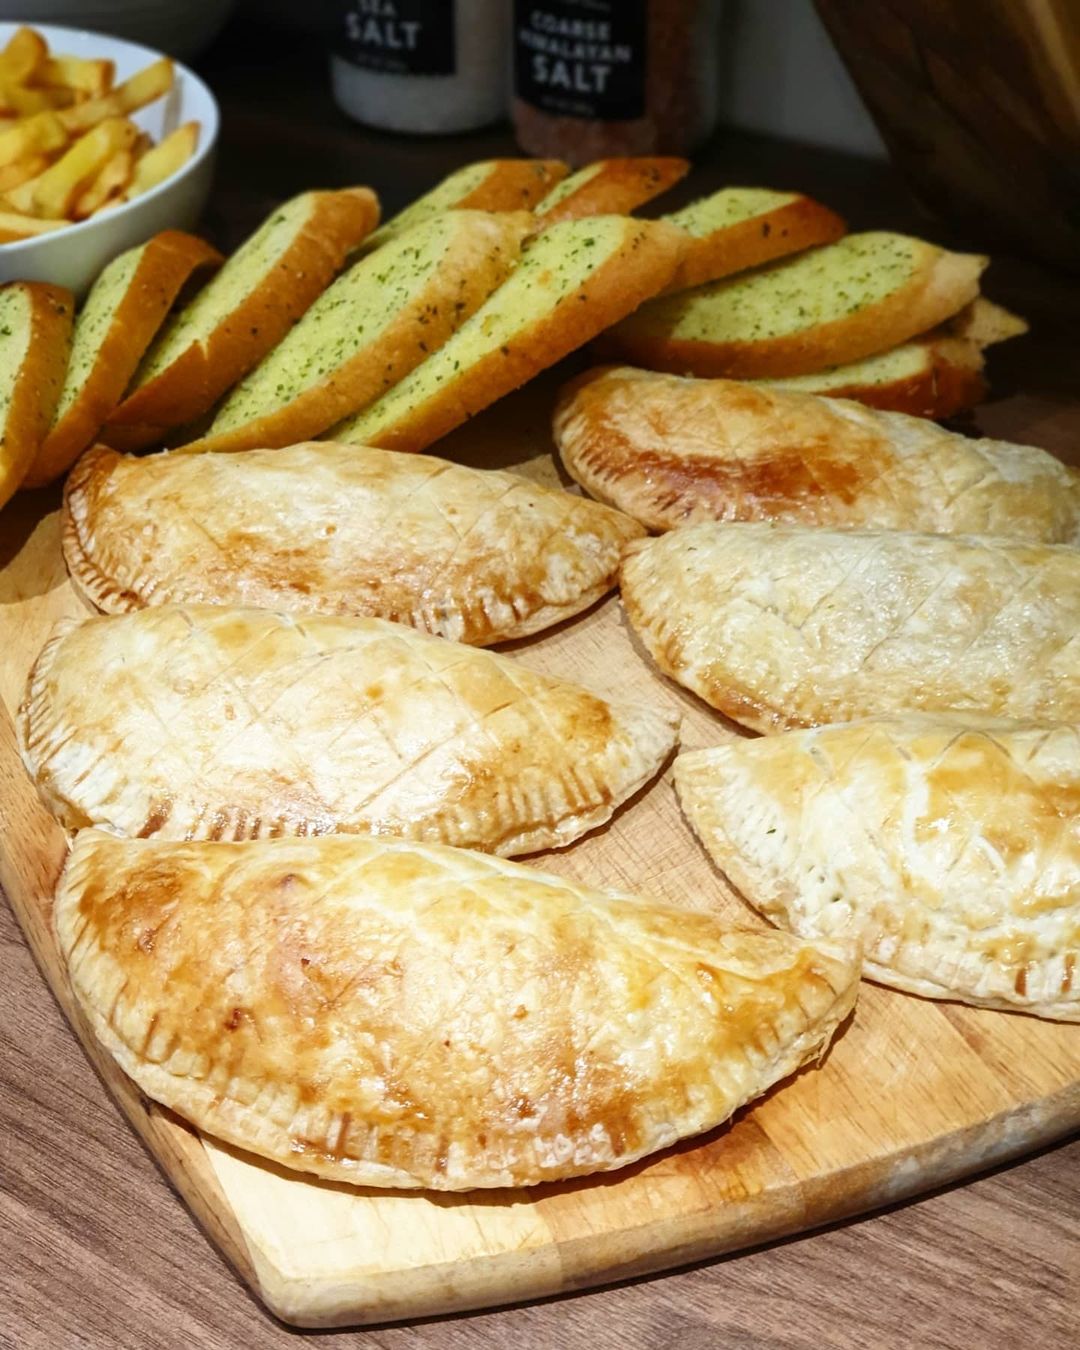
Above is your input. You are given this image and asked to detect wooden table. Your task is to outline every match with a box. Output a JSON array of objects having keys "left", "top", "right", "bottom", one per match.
[{"left": 2, "top": 19, "right": 1079, "bottom": 1349}]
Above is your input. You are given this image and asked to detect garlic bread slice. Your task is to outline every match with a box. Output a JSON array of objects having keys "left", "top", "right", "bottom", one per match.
[
  {"left": 600, "top": 232, "right": 987, "bottom": 378},
  {"left": 365, "top": 158, "right": 566, "bottom": 251},
  {"left": 103, "top": 188, "right": 380, "bottom": 449},
  {"left": 331, "top": 215, "right": 687, "bottom": 453},
  {"left": 533, "top": 157, "right": 688, "bottom": 227},
  {"left": 662, "top": 186, "right": 846, "bottom": 292},
  {"left": 26, "top": 231, "right": 222, "bottom": 486},
  {"left": 756, "top": 334, "right": 987, "bottom": 418},
  {"left": 0, "top": 280, "right": 73, "bottom": 511},
  {"left": 57, "top": 828, "right": 859, "bottom": 1188},
  {"left": 183, "top": 211, "right": 531, "bottom": 455},
  {"left": 676, "top": 717, "right": 1080, "bottom": 1021}
]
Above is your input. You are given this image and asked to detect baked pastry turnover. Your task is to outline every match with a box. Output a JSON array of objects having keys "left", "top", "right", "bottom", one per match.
[
  {"left": 62, "top": 442, "right": 644, "bottom": 645},
  {"left": 56, "top": 829, "right": 860, "bottom": 1189},
  {"left": 556, "top": 367, "right": 1080, "bottom": 542},
  {"left": 621, "top": 523, "right": 1080, "bottom": 732},
  {"left": 21, "top": 606, "right": 676, "bottom": 853},
  {"left": 675, "top": 717, "right": 1080, "bottom": 1021}
]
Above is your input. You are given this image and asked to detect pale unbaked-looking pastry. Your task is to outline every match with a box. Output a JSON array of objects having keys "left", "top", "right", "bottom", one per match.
[
  {"left": 62, "top": 442, "right": 644, "bottom": 645},
  {"left": 56, "top": 829, "right": 860, "bottom": 1189},
  {"left": 555, "top": 367, "right": 1080, "bottom": 542},
  {"left": 21, "top": 606, "right": 677, "bottom": 853},
  {"left": 621, "top": 523, "right": 1080, "bottom": 732},
  {"left": 675, "top": 717, "right": 1080, "bottom": 1020}
]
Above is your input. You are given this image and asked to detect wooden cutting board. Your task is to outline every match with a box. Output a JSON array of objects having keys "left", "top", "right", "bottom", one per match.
[{"left": 2, "top": 385, "right": 1080, "bottom": 1328}]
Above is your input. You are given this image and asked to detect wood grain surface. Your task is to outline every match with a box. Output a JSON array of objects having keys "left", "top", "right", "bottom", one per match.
[{"left": 2, "top": 16, "right": 1080, "bottom": 1349}]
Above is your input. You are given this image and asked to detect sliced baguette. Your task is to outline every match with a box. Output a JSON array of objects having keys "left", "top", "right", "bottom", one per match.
[
  {"left": 330, "top": 216, "right": 687, "bottom": 453},
  {"left": 758, "top": 334, "right": 987, "bottom": 418},
  {"left": 945, "top": 297, "right": 1029, "bottom": 347},
  {"left": 364, "top": 159, "right": 566, "bottom": 251},
  {"left": 0, "top": 281, "right": 73, "bottom": 510},
  {"left": 598, "top": 232, "right": 988, "bottom": 378},
  {"left": 180, "top": 212, "right": 532, "bottom": 455},
  {"left": 102, "top": 187, "right": 380, "bottom": 450},
  {"left": 533, "top": 157, "right": 689, "bottom": 227},
  {"left": 757, "top": 296, "right": 1028, "bottom": 419},
  {"left": 25, "top": 231, "right": 222, "bottom": 486},
  {"left": 662, "top": 187, "right": 846, "bottom": 292}
]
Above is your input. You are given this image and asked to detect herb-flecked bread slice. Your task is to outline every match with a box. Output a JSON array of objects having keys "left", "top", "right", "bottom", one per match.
[
  {"left": 102, "top": 188, "right": 380, "bottom": 450},
  {"left": 364, "top": 158, "right": 566, "bottom": 251},
  {"left": 533, "top": 157, "right": 689, "bottom": 227},
  {"left": 56, "top": 828, "right": 859, "bottom": 1188},
  {"left": 756, "top": 334, "right": 987, "bottom": 417},
  {"left": 598, "top": 232, "right": 987, "bottom": 378},
  {"left": 661, "top": 186, "right": 846, "bottom": 292},
  {"left": 182, "top": 212, "right": 532, "bottom": 455},
  {"left": 25, "top": 231, "right": 222, "bottom": 486},
  {"left": 330, "top": 215, "right": 687, "bottom": 453},
  {"left": 675, "top": 716, "right": 1080, "bottom": 1021},
  {"left": 620, "top": 522, "right": 1080, "bottom": 731},
  {"left": 63, "top": 441, "right": 645, "bottom": 645},
  {"left": 0, "top": 280, "right": 73, "bottom": 511},
  {"left": 555, "top": 366, "right": 1077, "bottom": 537},
  {"left": 22, "top": 604, "right": 677, "bottom": 853}
]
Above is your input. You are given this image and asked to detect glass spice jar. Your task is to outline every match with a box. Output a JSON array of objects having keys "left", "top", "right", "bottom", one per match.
[
  {"left": 331, "top": 0, "right": 509, "bottom": 135},
  {"left": 512, "top": 0, "right": 721, "bottom": 166}
]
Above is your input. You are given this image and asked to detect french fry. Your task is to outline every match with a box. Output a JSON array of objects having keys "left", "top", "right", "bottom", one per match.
[
  {"left": 0, "top": 153, "right": 47, "bottom": 192},
  {"left": 0, "top": 27, "right": 47, "bottom": 86},
  {"left": 0, "top": 208, "right": 66, "bottom": 238},
  {"left": 0, "top": 80, "right": 75, "bottom": 116},
  {"left": 0, "top": 111, "right": 67, "bottom": 168},
  {"left": 72, "top": 146, "right": 133, "bottom": 218},
  {"left": 22, "top": 117, "right": 137, "bottom": 219},
  {"left": 124, "top": 121, "right": 198, "bottom": 200},
  {"left": 59, "top": 58, "right": 173, "bottom": 135},
  {"left": 34, "top": 55, "right": 115, "bottom": 98}
]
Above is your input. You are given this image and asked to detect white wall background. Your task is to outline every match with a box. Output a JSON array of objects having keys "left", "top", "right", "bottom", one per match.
[{"left": 717, "top": 0, "right": 887, "bottom": 157}]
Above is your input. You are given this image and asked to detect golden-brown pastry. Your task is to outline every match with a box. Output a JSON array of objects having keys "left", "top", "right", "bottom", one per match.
[
  {"left": 555, "top": 368, "right": 1080, "bottom": 541},
  {"left": 675, "top": 717, "right": 1080, "bottom": 1020},
  {"left": 56, "top": 829, "right": 860, "bottom": 1189},
  {"left": 63, "top": 442, "right": 644, "bottom": 645},
  {"left": 621, "top": 523, "right": 1080, "bottom": 732},
  {"left": 21, "top": 605, "right": 677, "bottom": 853}
]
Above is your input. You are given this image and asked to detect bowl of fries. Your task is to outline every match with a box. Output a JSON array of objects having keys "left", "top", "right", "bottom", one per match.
[{"left": 0, "top": 23, "right": 217, "bottom": 294}]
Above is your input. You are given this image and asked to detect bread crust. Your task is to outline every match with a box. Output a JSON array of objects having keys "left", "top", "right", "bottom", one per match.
[
  {"left": 102, "top": 188, "right": 380, "bottom": 449},
  {"left": 665, "top": 194, "right": 846, "bottom": 293},
  {"left": 180, "top": 213, "right": 533, "bottom": 456},
  {"left": 25, "top": 231, "right": 222, "bottom": 486},
  {"left": 0, "top": 281, "right": 73, "bottom": 510},
  {"left": 534, "top": 157, "right": 689, "bottom": 227},
  {"left": 766, "top": 335, "right": 987, "bottom": 418},
  {"left": 599, "top": 242, "right": 987, "bottom": 378},
  {"left": 349, "top": 218, "right": 688, "bottom": 454}
]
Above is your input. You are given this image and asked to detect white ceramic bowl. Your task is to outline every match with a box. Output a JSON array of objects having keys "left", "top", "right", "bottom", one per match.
[{"left": 0, "top": 22, "right": 219, "bottom": 296}]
